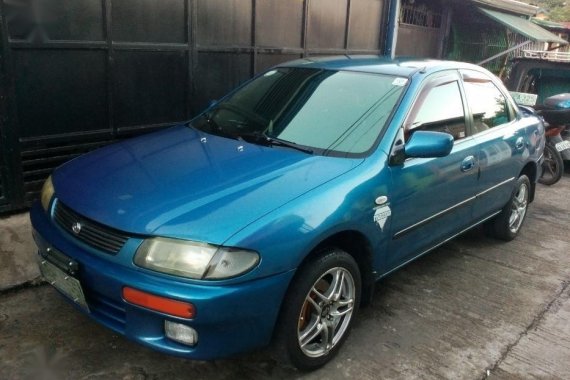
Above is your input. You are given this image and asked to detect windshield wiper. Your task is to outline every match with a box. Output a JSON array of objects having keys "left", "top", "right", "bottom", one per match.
[
  {"left": 269, "top": 136, "right": 314, "bottom": 154},
  {"left": 239, "top": 132, "right": 313, "bottom": 154},
  {"left": 198, "top": 113, "right": 240, "bottom": 140}
]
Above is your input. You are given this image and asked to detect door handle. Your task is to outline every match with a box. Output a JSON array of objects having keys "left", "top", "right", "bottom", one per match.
[
  {"left": 515, "top": 137, "right": 525, "bottom": 150},
  {"left": 461, "top": 155, "right": 476, "bottom": 172}
]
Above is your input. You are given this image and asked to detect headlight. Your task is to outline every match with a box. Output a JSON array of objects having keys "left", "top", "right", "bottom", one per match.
[
  {"left": 134, "top": 237, "right": 260, "bottom": 280},
  {"left": 40, "top": 175, "right": 54, "bottom": 211}
]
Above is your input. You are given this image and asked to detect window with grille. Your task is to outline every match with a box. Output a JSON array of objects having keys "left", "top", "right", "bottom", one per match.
[{"left": 400, "top": 2, "right": 442, "bottom": 29}]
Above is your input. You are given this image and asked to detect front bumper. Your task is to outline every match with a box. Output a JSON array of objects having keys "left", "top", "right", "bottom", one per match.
[{"left": 30, "top": 202, "right": 295, "bottom": 360}]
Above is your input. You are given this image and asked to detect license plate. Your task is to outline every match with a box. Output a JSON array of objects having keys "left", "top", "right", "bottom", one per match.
[
  {"left": 555, "top": 140, "right": 570, "bottom": 152},
  {"left": 40, "top": 259, "right": 90, "bottom": 312}
]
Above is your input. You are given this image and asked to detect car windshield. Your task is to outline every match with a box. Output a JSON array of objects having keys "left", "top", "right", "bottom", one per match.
[{"left": 191, "top": 67, "right": 406, "bottom": 156}]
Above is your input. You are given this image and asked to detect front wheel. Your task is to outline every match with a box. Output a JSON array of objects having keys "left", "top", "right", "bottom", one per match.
[
  {"left": 485, "top": 174, "right": 530, "bottom": 241},
  {"left": 277, "top": 248, "right": 361, "bottom": 371},
  {"left": 539, "top": 142, "right": 563, "bottom": 185}
]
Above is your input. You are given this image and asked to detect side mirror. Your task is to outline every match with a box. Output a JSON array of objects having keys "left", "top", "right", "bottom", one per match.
[{"left": 405, "top": 131, "right": 454, "bottom": 158}]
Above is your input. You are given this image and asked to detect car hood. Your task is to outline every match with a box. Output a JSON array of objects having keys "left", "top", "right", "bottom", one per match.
[{"left": 53, "top": 126, "right": 362, "bottom": 243}]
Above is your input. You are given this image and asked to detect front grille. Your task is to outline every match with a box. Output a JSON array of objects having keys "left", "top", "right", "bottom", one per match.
[{"left": 53, "top": 201, "right": 130, "bottom": 254}]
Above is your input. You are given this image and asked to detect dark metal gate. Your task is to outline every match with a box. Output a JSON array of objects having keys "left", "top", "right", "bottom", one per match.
[
  {"left": 0, "top": 0, "right": 387, "bottom": 213},
  {"left": 395, "top": 1, "right": 445, "bottom": 58}
]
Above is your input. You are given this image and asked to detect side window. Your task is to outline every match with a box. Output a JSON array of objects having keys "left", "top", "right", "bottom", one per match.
[
  {"left": 406, "top": 80, "right": 466, "bottom": 142},
  {"left": 462, "top": 71, "right": 513, "bottom": 134}
]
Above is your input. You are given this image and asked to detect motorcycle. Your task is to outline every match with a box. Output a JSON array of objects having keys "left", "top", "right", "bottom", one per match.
[{"left": 535, "top": 94, "right": 570, "bottom": 186}]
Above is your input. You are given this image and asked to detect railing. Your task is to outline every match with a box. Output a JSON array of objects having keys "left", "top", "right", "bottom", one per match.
[{"left": 522, "top": 50, "right": 570, "bottom": 62}]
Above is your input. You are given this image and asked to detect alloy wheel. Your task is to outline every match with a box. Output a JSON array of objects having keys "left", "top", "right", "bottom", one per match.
[
  {"left": 297, "top": 267, "right": 355, "bottom": 358},
  {"left": 508, "top": 182, "right": 528, "bottom": 234}
]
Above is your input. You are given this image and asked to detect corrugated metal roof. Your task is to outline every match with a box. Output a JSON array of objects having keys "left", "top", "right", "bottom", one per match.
[
  {"left": 479, "top": 8, "right": 568, "bottom": 44},
  {"left": 532, "top": 18, "right": 570, "bottom": 32},
  {"left": 471, "top": 0, "right": 538, "bottom": 17}
]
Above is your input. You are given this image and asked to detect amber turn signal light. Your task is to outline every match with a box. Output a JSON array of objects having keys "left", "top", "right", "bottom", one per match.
[{"left": 122, "top": 287, "right": 195, "bottom": 319}]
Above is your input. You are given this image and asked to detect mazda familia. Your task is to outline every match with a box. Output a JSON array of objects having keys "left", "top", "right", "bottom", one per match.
[{"left": 31, "top": 56, "right": 544, "bottom": 370}]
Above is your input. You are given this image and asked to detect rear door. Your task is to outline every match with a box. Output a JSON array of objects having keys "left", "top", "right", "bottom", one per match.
[
  {"left": 386, "top": 71, "right": 480, "bottom": 271},
  {"left": 460, "top": 69, "right": 525, "bottom": 220}
]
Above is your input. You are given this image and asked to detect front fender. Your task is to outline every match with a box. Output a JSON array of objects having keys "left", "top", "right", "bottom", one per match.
[{"left": 223, "top": 154, "right": 391, "bottom": 280}]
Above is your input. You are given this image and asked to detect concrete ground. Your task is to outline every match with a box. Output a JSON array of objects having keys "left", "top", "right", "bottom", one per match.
[
  {"left": 0, "top": 213, "right": 40, "bottom": 291},
  {"left": 1, "top": 174, "right": 569, "bottom": 380}
]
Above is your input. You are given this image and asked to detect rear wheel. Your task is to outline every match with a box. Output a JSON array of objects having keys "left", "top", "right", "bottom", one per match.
[
  {"left": 539, "top": 142, "right": 563, "bottom": 185},
  {"left": 277, "top": 248, "right": 361, "bottom": 371},
  {"left": 485, "top": 175, "right": 530, "bottom": 241}
]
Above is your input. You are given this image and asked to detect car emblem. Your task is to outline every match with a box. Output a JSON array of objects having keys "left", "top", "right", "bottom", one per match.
[{"left": 72, "top": 222, "right": 82, "bottom": 234}]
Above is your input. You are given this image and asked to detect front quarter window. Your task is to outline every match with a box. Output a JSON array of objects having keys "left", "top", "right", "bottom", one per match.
[{"left": 192, "top": 67, "right": 406, "bottom": 156}]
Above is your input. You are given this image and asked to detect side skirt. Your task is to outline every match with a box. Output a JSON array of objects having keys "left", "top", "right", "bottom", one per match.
[{"left": 376, "top": 210, "right": 502, "bottom": 281}]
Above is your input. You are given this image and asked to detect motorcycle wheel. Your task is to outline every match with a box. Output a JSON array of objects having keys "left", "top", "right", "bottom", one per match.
[{"left": 539, "top": 142, "right": 564, "bottom": 186}]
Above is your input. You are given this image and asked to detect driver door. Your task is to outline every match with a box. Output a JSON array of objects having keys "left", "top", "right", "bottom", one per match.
[{"left": 386, "top": 72, "right": 480, "bottom": 271}]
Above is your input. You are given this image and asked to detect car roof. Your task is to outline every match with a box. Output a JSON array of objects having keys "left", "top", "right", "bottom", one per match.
[{"left": 279, "top": 55, "right": 486, "bottom": 78}]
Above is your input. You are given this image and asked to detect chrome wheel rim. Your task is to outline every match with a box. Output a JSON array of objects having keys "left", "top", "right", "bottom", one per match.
[
  {"left": 508, "top": 182, "right": 528, "bottom": 234},
  {"left": 297, "top": 267, "right": 355, "bottom": 358}
]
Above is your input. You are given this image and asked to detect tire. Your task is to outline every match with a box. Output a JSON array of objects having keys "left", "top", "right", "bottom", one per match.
[
  {"left": 539, "top": 142, "right": 563, "bottom": 185},
  {"left": 277, "top": 248, "right": 361, "bottom": 371},
  {"left": 485, "top": 175, "right": 530, "bottom": 241}
]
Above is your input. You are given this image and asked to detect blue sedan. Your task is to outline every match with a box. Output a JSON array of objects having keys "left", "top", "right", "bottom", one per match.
[{"left": 31, "top": 56, "right": 544, "bottom": 370}]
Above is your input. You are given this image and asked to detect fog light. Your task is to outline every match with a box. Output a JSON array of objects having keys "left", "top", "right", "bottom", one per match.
[{"left": 165, "top": 321, "right": 198, "bottom": 346}]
